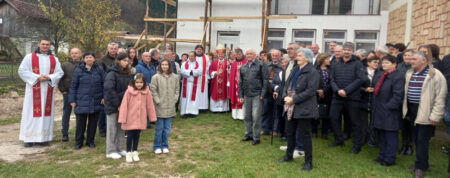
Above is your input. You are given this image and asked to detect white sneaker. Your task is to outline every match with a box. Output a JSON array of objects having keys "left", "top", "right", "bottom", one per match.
[
  {"left": 119, "top": 150, "right": 127, "bottom": 156},
  {"left": 154, "top": 149, "right": 162, "bottom": 154},
  {"left": 106, "top": 153, "right": 121, "bottom": 159},
  {"left": 162, "top": 148, "right": 169, "bottom": 154},
  {"left": 126, "top": 152, "right": 133, "bottom": 162},
  {"left": 280, "top": 146, "right": 287, "bottom": 151},
  {"left": 293, "top": 150, "right": 305, "bottom": 158},
  {"left": 132, "top": 151, "right": 140, "bottom": 161}
]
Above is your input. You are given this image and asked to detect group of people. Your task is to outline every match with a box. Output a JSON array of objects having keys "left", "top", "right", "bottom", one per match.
[{"left": 17, "top": 37, "right": 450, "bottom": 177}]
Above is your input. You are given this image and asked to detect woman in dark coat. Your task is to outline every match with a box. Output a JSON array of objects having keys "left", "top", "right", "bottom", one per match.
[
  {"left": 313, "top": 53, "right": 332, "bottom": 139},
  {"left": 104, "top": 53, "right": 133, "bottom": 159},
  {"left": 372, "top": 55, "right": 405, "bottom": 166},
  {"left": 360, "top": 56, "right": 380, "bottom": 147},
  {"left": 69, "top": 51, "right": 105, "bottom": 149},
  {"left": 278, "top": 48, "right": 320, "bottom": 171}
]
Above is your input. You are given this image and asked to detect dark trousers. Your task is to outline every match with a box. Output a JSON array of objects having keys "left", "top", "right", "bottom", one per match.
[
  {"left": 126, "top": 130, "right": 141, "bottom": 152},
  {"left": 360, "top": 109, "right": 369, "bottom": 142},
  {"left": 401, "top": 117, "right": 414, "bottom": 146},
  {"left": 75, "top": 112, "right": 99, "bottom": 145},
  {"left": 61, "top": 93, "right": 73, "bottom": 136},
  {"left": 329, "top": 100, "right": 364, "bottom": 146},
  {"left": 312, "top": 118, "right": 330, "bottom": 136},
  {"left": 378, "top": 129, "right": 398, "bottom": 164},
  {"left": 286, "top": 118, "right": 312, "bottom": 163},
  {"left": 342, "top": 110, "right": 352, "bottom": 137},
  {"left": 408, "top": 102, "right": 436, "bottom": 170},
  {"left": 275, "top": 105, "right": 285, "bottom": 136},
  {"left": 98, "top": 110, "right": 106, "bottom": 134},
  {"left": 262, "top": 97, "right": 274, "bottom": 133}
]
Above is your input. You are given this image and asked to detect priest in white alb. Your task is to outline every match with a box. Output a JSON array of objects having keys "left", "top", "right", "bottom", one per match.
[
  {"left": 194, "top": 45, "right": 210, "bottom": 110},
  {"left": 18, "top": 38, "right": 64, "bottom": 147},
  {"left": 209, "top": 44, "right": 229, "bottom": 112},
  {"left": 180, "top": 51, "right": 203, "bottom": 118}
]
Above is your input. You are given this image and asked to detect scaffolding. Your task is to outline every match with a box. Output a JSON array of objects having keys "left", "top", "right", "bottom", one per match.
[{"left": 119, "top": 0, "right": 298, "bottom": 52}]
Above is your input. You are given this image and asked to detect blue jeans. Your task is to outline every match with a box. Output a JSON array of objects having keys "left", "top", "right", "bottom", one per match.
[
  {"left": 61, "top": 93, "right": 73, "bottom": 135},
  {"left": 444, "top": 104, "right": 450, "bottom": 135},
  {"left": 153, "top": 117, "right": 173, "bottom": 150}
]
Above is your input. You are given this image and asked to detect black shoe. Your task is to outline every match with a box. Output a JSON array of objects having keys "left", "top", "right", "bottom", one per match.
[
  {"left": 329, "top": 141, "right": 345, "bottom": 147},
  {"left": 62, "top": 135, "right": 69, "bottom": 142},
  {"left": 373, "top": 157, "right": 382, "bottom": 163},
  {"left": 278, "top": 156, "right": 293, "bottom": 163},
  {"left": 280, "top": 136, "right": 287, "bottom": 142},
  {"left": 75, "top": 144, "right": 82, "bottom": 150},
  {"left": 380, "top": 161, "right": 395, "bottom": 167},
  {"left": 99, "top": 132, "right": 106, "bottom": 137},
  {"left": 404, "top": 145, "right": 413, "bottom": 155},
  {"left": 24, "top": 142, "right": 33, "bottom": 147},
  {"left": 35, "top": 142, "right": 49, "bottom": 147},
  {"left": 252, "top": 140, "right": 260, "bottom": 145},
  {"left": 350, "top": 146, "right": 361, "bottom": 154},
  {"left": 302, "top": 162, "right": 313, "bottom": 171},
  {"left": 399, "top": 144, "right": 406, "bottom": 154},
  {"left": 241, "top": 136, "right": 253, "bottom": 141},
  {"left": 88, "top": 143, "right": 96, "bottom": 148}
]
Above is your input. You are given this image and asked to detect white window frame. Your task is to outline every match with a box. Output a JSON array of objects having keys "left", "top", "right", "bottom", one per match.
[
  {"left": 267, "top": 28, "right": 285, "bottom": 50},
  {"left": 292, "top": 29, "right": 316, "bottom": 45},
  {"left": 323, "top": 30, "right": 346, "bottom": 52},
  {"left": 354, "top": 30, "right": 379, "bottom": 51}
]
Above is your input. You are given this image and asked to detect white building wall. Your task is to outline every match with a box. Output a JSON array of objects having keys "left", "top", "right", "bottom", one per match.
[{"left": 176, "top": 0, "right": 388, "bottom": 54}]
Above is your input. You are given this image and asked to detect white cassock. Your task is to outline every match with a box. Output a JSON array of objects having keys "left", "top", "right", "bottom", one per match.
[
  {"left": 180, "top": 60, "right": 203, "bottom": 115},
  {"left": 18, "top": 53, "right": 64, "bottom": 142},
  {"left": 195, "top": 55, "right": 210, "bottom": 110}
]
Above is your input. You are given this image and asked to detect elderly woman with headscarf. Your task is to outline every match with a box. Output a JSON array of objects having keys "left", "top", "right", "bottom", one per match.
[{"left": 277, "top": 48, "right": 320, "bottom": 171}]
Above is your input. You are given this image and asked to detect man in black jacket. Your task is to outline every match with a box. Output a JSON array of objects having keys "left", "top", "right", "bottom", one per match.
[
  {"left": 329, "top": 43, "right": 365, "bottom": 154},
  {"left": 58, "top": 47, "right": 82, "bottom": 142},
  {"left": 239, "top": 49, "right": 269, "bottom": 145}
]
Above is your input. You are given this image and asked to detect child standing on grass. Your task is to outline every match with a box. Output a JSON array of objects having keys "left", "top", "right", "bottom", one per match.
[
  {"left": 150, "top": 59, "right": 180, "bottom": 154},
  {"left": 119, "top": 73, "right": 157, "bottom": 162}
]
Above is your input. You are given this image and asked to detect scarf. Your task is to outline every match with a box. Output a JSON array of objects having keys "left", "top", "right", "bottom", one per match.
[{"left": 374, "top": 68, "right": 396, "bottom": 96}]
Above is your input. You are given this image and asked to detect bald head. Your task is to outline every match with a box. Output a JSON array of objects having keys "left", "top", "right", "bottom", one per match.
[
  {"left": 70, "top": 47, "right": 82, "bottom": 61},
  {"left": 270, "top": 49, "right": 281, "bottom": 63},
  {"left": 311, "top": 44, "right": 319, "bottom": 55}
]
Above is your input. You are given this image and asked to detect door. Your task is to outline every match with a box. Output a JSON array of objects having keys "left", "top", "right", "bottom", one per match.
[{"left": 217, "top": 31, "right": 240, "bottom": 51}]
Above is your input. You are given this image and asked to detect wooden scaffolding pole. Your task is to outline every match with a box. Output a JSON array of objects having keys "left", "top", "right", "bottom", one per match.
[
  {"left": 202, "top": 0, "right": 208, "bottom": 48},
  {"left": 144, "top": 0, "right": 149, "bottom": 50},
  {"left": 261, "top": 0, "right": 265, "bottom": 42},
  {"left": 208, "top": 0, "right": 212, "bottom": 52},
  {"left": 262, "top": 0, "right": 271, "bottom": 51},
  {"left": 163, "top": 0, "right": 168, "bottom": 50}
]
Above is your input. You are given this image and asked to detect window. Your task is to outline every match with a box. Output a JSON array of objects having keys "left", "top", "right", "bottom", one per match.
[
  {"left": 293, "top": 30, "right": 315, "bottom": 46},
  {"left": 267, "top": 29, "right": 285, "bottom": 51},
  {"left": 328, "top": 0, "right": 353, "bottom": 15},
  {"left": 217, "top": 31, "right": 240, "bottom": 51},
  {"left": 323, "top": 30, "right": 346, "bottom": 53},
  {"left": 354, "top": 31, "right": 378, "bottom": 52},
  {"left": 311, "top": 0, "right": 326, "bottom": 15}
]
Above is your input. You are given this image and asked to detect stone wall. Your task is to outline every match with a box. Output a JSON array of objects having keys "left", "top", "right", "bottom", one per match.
[{"left": 387, "top": 4, "right": 407, "bottom": 44}]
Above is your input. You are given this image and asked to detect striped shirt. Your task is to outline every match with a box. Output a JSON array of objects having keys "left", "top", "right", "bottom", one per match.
[{"left": 407, "top": 66, "right": 429, "bottom": 104}]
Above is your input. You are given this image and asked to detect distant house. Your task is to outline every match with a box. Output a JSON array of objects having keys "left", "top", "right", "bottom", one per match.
[{"left": 0, "top": 0, "right": 51, "bottom": 56}]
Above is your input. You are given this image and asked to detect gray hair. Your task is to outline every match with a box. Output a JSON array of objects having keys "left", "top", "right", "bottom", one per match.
[
  {"left": 411, "top": 51, "right": 428, "bottom": 61},
  {"left": 270, "top": 49, "right": 281, "bottom": 56},
  {"left": 108, "top": 42, "right": 118, "bottom": 48},
  {"left": 288, "top": 42, "right": 299, "bottom": 50},
  {"left": 150, "top": 48, "right": 160, "bottom": 57},
  {"left": 355, "top": 49, "right": 367, "bottom": 57},
  {"left": 375, "top": 45, "right": 389, "bottom": 54},
  {"left": 297, "top": 48, "right": 314, "bottom": 63}
]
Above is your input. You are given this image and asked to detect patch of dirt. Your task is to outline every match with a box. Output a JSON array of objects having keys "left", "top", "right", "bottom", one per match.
[{"left": 0, "top": 90, "right": 70, "bottom": 163}]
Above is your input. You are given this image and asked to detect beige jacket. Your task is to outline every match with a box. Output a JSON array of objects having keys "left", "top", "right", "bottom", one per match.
[
  {"left": 402, "top": 66, "right": 447, "bottom": 125},
  {"left": 150, "top": 72, "right": 180, "bottom": 118}
]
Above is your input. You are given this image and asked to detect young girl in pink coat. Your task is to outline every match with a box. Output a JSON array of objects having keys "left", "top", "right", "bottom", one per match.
[{"left": 119, "top": 73, "right": 157, "bottom": 162}]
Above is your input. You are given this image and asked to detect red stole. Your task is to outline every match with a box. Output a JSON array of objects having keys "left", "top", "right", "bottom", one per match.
[
  {"left": 210, "top": 59, "right": 228, "bottom": 101},
  {"left": 183, "top": 61, "right": 199, "bottom": 101},
  {"left": 32, "top": 52, "right": 56, "bottom": 117},
  {"left": 228, "top": 58, "right": 248, "bottom": 109},
  {"left": 200, "top": 55, "right": 207, "bottom": 92}
]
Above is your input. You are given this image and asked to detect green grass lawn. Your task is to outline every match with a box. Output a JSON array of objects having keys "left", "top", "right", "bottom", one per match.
[{"left": 1, "top": 112, "right": 449, "bottom": 177}]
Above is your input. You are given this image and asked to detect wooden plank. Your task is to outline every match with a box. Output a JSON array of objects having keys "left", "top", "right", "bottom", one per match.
[
  {"left": 144, "top": 17, "right": 232, "bottom": 22},
  {"left": 200, "top": 23, "right": 209, "bottom": 47},
  {"left": 136, "top": 43, "right": 148, "bottom": 51},
  {"left": 201, "top": 15, "right": 297, "bottom": 20},
  {"left": 133, "top": 29, "right": 146, "bottom": 48},
  {"left": 202, "top": 0, "right": 208, "bottom": 47},
  {"left": 120, "top": 36, "right": 202, "bottom": 43},
  {"left": 161, "top": 0, "right": 176, "bottom": 7}
]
